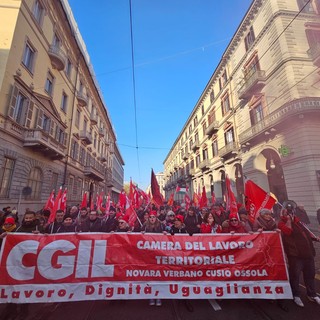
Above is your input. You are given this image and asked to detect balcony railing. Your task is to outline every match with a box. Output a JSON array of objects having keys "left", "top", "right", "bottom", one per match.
[
  {"left": 239, "top": 97, "right": 320, "bottom": 144},
  {"left": 191, "top": 139, "right": 200, "bottom": 152},
  {"left": 307, "top": 43, "right": 320, "bottom": 67},
  {"left": 23, "top": 129, "right": 65, "bottom": 160},
  {"left": 79, "top": 130, "right": 92, "bottom": 145},
  {"left": 218, "top": 141, "right": 238, "bottom": 158},
  {"left": 199, "top": 159, "right": 210, "bottom": 171},
  {"left": 182, "top": 152, "right": 189, "bottom": 160},
  {"left": 76, "top": 91, "right": 88, "bottom": 107},
  {"left": 98, "top": 128, "right": 105, "bottom": 137},
  {"left": 238, "top": 70, "right": 266, "bottom": 100},
  {"left": 205, "top": 120, "right": 219, "bottom": 136},
  {"left": 48, "top": 45, "right": 66, "bottom": 71},
  {"left": 90, "top": 113, "right": 98, "bottom": 125},
  {"left": 98, "top": 155, "right": 107, "bottom": 162},
  {"left": 84, "top": 165, "right": 104, "bottom": 181}
]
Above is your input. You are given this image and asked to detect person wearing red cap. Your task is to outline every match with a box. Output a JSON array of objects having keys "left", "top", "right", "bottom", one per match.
[
  {"left": 115, "top": 215, "right": 130, "bottom": 232},
  {"left": 0, "top": 216, "right": 17, "bottom": 247},
  {"left": 222, "top": 212, "right": 247, "bottom": 233},
  {"left": 171, "top": 215, "right": 187, "bottom": 234},
  {"left": 200, "top": 212, "right": 222, "bottom": 234}
]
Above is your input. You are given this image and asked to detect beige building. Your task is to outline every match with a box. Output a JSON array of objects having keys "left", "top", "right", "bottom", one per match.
[
  {"left": 0, "top": 0, "right": 124, "bottom": 213},
  {"left": 163, "top": 0, "right": 320, "bottom": 215}
]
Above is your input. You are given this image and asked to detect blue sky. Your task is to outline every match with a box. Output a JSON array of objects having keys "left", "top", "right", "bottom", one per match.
[{"left": 67, "top": 0, "right": 253, "bottom": 190}]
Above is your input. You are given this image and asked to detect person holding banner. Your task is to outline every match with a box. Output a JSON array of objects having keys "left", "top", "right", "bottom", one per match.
[
  {"left": 15, "top": 211, "right": 42, "bottom": 234},
  {"left": 170, "top": 214, "right": 187, "bottom": 234},
  {"left": 252, "top": 209, "right": 277, "bottom": 232},
  {"left": 57, "top": 214, "right": 78, "bottom": 233},
  {"left": 184, "top": 207, "right": 202, "bottom": 235},
  {"left": 45, "top": 209, "right": 64, "bottom": 234},
  {"left": 278, "top": 204, "right": 320, "bottom": 307},
  {"left": 222, "top": 212, "right": 247, "bottom": 234},
  {"left": 200, "top": 211, "right": 222, "bottom": 234}
]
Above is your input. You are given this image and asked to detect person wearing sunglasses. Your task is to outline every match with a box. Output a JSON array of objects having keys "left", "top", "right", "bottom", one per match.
[
  {"left": 115, "top": 215, "right": 130, "bottom": 232},
  {"left": 222, "top": 212, "right": 247, "bottom": 234}
]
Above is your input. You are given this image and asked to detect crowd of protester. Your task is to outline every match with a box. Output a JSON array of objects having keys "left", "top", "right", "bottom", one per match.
[{"left": 0, "top": 200, "right": 320, "bottom": 312}]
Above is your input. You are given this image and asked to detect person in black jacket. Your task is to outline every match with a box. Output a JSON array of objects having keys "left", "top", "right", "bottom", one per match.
[
  {"left": 80, "top": 210, "right": 105, "bottom": 232},
  {"left": 184, "top": 207, "right": 202, "bottom": 235}
]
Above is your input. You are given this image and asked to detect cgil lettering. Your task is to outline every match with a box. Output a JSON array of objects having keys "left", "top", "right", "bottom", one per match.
[{"left": 6, "top": 239, "right": 114, "bottom": 281}]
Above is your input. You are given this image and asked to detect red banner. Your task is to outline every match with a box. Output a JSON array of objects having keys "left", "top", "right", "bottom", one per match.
[{"left": 0, "top": 233, "right": 291, "bottom": 303}]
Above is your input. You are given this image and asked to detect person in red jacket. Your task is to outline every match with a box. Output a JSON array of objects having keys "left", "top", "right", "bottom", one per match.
[
  {"left": 278, "top": 203, "right": 320, "bottom": 307},
  {"left": 200, "top": 211, "right": 222, "bottom": 234},
  {"left": 222, "top": 212, "right": 247, "bottom": 233}
]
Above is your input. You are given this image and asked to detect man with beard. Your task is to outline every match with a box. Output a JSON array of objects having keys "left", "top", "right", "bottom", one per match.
[
  {"left": 45, "top": 209, "right": 64, "bottom": 234},
  {"left": 16, "top": 211, "right": 42, "bottom": 233}
]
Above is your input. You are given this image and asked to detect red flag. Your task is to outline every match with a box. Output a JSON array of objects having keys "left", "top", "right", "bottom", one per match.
[
  {"left": 211, "top": 191, "right": 216, "bottom": 205},
  {"left": 104, "top": 193, "right": 111, "bottom": 217},
  {"left": 245, "top": 179, "right": 277, "bottom": 224},
  {"left": 124, "top": 202, "right": 137, "bottom": 227},
  {"left": 199, "top": 186, "right": 208, "bottom": 209},
  {"left": 225, "top": 175, "right": 238, "bottom": 217},
  {"left": 48, "top": 187, "right": 62, "bottom": 224},
  {"left": 119, "top": 190, "right": 127, "bottom": 209},
  {"left": 60, "top": 188, "right": 67, "bottom": 212},
  {"left": 80, "top": 191, "right": 87, "bottom": 209},
  {"left": 96, "top": 192, "right": 103, "bottom": 211},
  {"left": 151, "top": 169, "right": 163, "bottom": 207},
  {"left": 184, "top": 192, "right": 191, "bottom": 210},
  {"left": 44, "top": 189, "right": 55, "bottom": 211},
  {"left": 167, "top": 193, "right": 174, "bottom": 206}
]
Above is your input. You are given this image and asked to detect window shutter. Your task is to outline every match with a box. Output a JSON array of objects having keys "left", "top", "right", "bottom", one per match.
[
  {"left": 36, "top": 108, "right": 43, "bottom": 128},
  {"left": 50, "top": 121, "right": 55, "bottom": 137},
  {"left": 25, "top": 102, "right": 34, "bottom": 128},
  {"left": 8, "top": 85, "right": 19, "bottom": 119},
  {"left": 63, "top": 132, "right": 68, "bottom": 146}
]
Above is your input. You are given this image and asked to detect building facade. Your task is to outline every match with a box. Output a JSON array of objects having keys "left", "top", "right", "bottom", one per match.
[
  {"left": 163, "top": 0, "right": 320, "bottom": 215},
  {"left": 0, "top": 0, "right": 124, "bottom": 214}
]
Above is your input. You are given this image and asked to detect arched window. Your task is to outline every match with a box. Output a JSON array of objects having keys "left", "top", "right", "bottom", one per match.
[{"left": 26, "top": 167, "right": 43, "bottom": 200}]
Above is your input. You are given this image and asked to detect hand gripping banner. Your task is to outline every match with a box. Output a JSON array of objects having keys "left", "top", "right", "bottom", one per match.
[{"left": 0, "top": 232, "right": 292, "bottom": 303}]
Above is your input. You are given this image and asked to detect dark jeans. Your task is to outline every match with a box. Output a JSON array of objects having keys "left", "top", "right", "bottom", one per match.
[{"left": 287, "top": 255, "right": 316, "bottom": 297}]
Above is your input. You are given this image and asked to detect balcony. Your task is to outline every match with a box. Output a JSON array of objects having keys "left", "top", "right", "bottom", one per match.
[
  {"left": 90, "top": 113, "right": 98, "bottom": 125},
  {"left": 98, "top": 155, "right": 107, "bottom": 162},
  {"left": 98, "top": 128, "right": 105, "bottom": 137},
  {"left": 239, "top": 97, "right": 320, "bottom": 144},
  {"left": 23, "top": 129, "right": 65, "bottom": 160},
  {"left": 199, "top": 159, "right": 210, "bottom": 171},
  {"left": 205, "top": 120, "right": 219, "bottom": 136},
  {"left": 79, "top": 130, "right": 92, "bottom": 145},
  {"left": 48, "top": 45, "right": 66, "bottom": 71},
  {"left": 76, "top": 91, "right": 88, "bottom": 107},
  {"left": 191, "top": 139, "right": 200, "bottom": 152},
  {"left": 307, "top": 43, "right": 320, "bottom": 67},
  {"left": 218, "top": 141, "right": 238, "bottom": 159},
  {"left": 238, "top": 70, "right": 266, "bottom": 100},
  {"left": 182, "top": 152, "right": 189, "bottom": 160},
  {"left": 84, "top": 165, "right": 104, "bottom": 181}
]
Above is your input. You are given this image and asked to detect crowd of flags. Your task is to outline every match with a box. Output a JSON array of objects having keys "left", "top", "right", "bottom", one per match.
[{"left": 42, "top": 169, "right": 278, "bottom": 228}]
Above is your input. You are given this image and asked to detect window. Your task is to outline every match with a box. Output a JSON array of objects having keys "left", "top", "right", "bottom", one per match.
[
  {"left": 22, "top": 41, "right": 36, "bottom": 72},
  {"left": 202, "top": 148, "right": 208, "bottom": 160},
  {"left": 26, "top": 167, "right": 43, "bottom": 200},
  {"left": 66, "top": 59, "right": 72, "bottom": 78},
  {"left": 33, "top": 0, "right": 44, "bottom": 25},
  {"left": 194, "top": 116, "right": 198, "bottom": 127},
  {"left": 0, "top": 157, "right": 15, "bottom": 198},
  {"left": 55, "top": 127, "right": 66, "bottom": 145},
  {"left": 202, "top": 121, "right": 206, "bottom": 136},
  {"left": 52, "top": 34, "right": 61, "bottom": 48},
  {"left": 306, "top": 28, "right": 320, "bottom": 50},
  {"left": 245, "top": 26, "right": 255, "bottom": 51},
  {"left": 50, "top": 172, "right": 58, "bottom": 191},
  {"left": 244, "top": 54, "right": 261, "bottom": 79},
  {"left": 61, "top": 92, "right": 68, "bottom": 113},
  {"left": 75, "top": 109, "right": 80, "bottom": 128},
  {"left": 94, "top": 133, "right": 97, "bottom": 148},
  {"left": 208, "top": 108, "right": 216, "bottom": 125},
  {"left": 212, "top": 140, "right": 218, "bottom": 158},
  {"left": 71, "top": 140, "right": 78, "bottom": 160},
  {"left": 221, "top": 70, "right": 228, "bottom": 88},
  {"left": 8, "top": 87, "right": 33, "bottom": 127},
  {"left": 210, "top": 90, "right": 215, "bottom": 104},
  {"left": 195, "top": 154, "right": 201, "bottom": 167},
  {"left": 250, "top": 102, "right": 264, "bottom": 125},
  {"left": 37, "top": 111, "right": 51, "bottom": 133},
  {"left": 45, "top": 71, "right": 54, "bottom": 96},
  {"left": 224, "top": 127, "right": 235, "bottom": 145},
  {"left": 221, "top": 93, "right": 231, "bottom": 116},
  {"left": 194, "top": 132, "right": 199, "bottom": 143},
  {"left": 189, "top": 124, "right": 192, "bottom": 134},
  {"left": 201, "top": 104, "right": 205, "bottom": 116},
  {"left": 79, "top": 147, "right": 85, "bottom": 165},
  {"left": 68, "top": 176, "right": 74, "bottom": 199},
  {"left": 297, "top": 0, "right": 315, "bottom": 13},
  {"left": 83, "top": 119, "right": 88, "bottom": 132}
]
